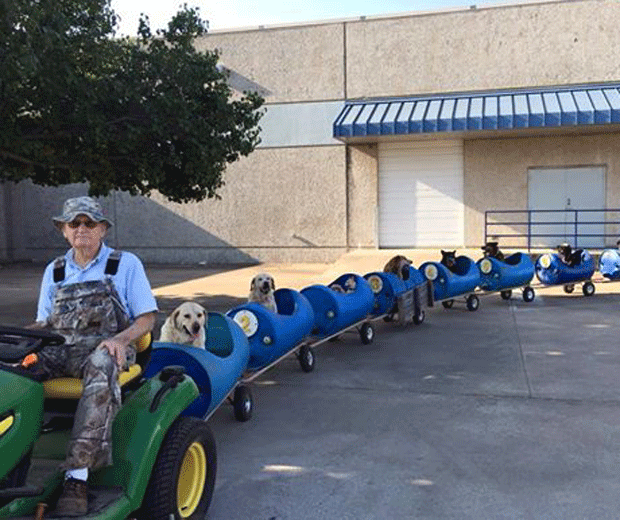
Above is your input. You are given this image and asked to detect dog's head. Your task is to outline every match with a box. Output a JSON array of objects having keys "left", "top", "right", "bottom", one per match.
[
  {"left": 383, "top": 255, "right": 413, "bottom": 280},
  {"left": 171, "top": 302, "right": 206, "bottom": 342},
  {"left": 343, "top": 275, "right": 357, "bottom": 292},
  {"left": 441, "top": 250, "right": 457, "bottom": 269},
  {"left": 250, "top": 273, "right": 275, "bottom": 296},
  {"left": 482, "top": 241, "right": 500, "bottom": 257},
  {"left": 557, "top": 243, "right": 572, "bottom": 258}
]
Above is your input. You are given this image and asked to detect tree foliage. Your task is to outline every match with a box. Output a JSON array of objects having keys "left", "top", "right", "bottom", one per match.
[{"left": 0, "top": 0, "right": 264, "bottom": 202}]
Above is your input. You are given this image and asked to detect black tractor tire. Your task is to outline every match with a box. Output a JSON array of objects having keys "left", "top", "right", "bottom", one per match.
[{"left": 139, "top": 417, "right": 216, "bottom": 520}]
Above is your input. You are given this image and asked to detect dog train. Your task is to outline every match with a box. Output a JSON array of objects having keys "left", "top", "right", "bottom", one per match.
[{"left": 144, "top": 240, "right": 618, "bottom": 422}]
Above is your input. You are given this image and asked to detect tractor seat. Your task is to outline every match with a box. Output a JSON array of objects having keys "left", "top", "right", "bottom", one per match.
[{"left": 43, "top": 333, "right": 152, "bottom": 400}]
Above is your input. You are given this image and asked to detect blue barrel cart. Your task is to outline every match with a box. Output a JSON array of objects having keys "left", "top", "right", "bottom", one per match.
[
  {"left": 227, "top": 288, "right": 316, "bottom": 384},
  {"left": 144, "top": 312, "right": 253, "bottom": 422},
  {"left": 598, "top": 248, "right": 620, "bottom": 280},
  {"left": 364, "top": 266, "right": 433, "bottom": 325},
  {"left": 477, "top": 252, "right": 536, "bottom": 302},
  {"left": 534, "top": 250, "right": 596, "bottom": 296},
  {"left": 300, "top": 273, "right": 377, "bottom": 345},
  {"left": 419, "top": 255, "right": 482, "bottom": 311}
]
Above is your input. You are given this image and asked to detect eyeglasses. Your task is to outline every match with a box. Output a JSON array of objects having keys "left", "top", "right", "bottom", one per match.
[{"left": 67, "top": 219, "right": 99, "bottom": 229}]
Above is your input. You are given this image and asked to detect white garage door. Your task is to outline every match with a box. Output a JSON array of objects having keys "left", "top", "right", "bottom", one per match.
[{"left": 378, "top": 140, "right": 464, "bottom": 248}]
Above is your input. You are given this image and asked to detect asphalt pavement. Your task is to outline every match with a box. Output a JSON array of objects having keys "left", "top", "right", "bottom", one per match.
[{"left": 2, "top": 251, "right": 620, "bottom": 519}]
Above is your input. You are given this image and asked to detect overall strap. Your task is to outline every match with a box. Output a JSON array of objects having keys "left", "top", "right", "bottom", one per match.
[
  {"left": 52, "top": 256, "right": 66, "bottom": 283},
  {"left": 104, "top": 250, "right": 122, "bottom": 276},
  {"left": 52, "top": 249, "right": 122, "bottom": 283}
]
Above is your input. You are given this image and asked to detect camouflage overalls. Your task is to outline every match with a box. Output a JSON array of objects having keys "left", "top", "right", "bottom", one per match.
[{"left": 40, "top": 252, "right": 136, "bottom": 471}]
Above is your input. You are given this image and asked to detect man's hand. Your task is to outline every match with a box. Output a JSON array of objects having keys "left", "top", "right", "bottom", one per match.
[
  {"left": 96, "top": 312, "right": 156, "bottom": 370},
  {"left": 98, "top": 338, "right": 127, "bottom": 369}
]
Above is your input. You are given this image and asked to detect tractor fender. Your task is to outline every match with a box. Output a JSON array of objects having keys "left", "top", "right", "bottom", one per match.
[{"left": 91, "top": 367, "right": 200, "bottom": 510}]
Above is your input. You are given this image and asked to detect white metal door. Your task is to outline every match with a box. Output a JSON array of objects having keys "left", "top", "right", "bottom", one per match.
[
  {"left": 528, "top": 166, "right": 606, "bottom": 248},
  {"left": 378, "top": 140, "right": 464, "bottom": 248}
]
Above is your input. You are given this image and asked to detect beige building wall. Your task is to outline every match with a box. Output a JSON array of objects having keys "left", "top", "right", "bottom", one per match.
[
  {"left": 345, "top": 0, "right": 620, "bottom": 99},
  {"left": 136, "top": 146, "right": 348, "bottom": 263},
  {"left": 6, "top": 146, "right": 347, "bottom": 265},
  {"left": 464, "top": 132, "right": 620, "bottom": 248},
  {"left": 347, "top": 144, "right": 379, "bottom": 249},
  {"left": 202, "top": 0, "right": 620, "bottom": 104},
  {"left": 200, "top": 23, "right": 345, "bottom": 103}
]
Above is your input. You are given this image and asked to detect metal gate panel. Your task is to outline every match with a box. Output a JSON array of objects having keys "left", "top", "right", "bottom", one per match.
[{"left": 528, "top": 166, "right": 606, "bottom": 248}]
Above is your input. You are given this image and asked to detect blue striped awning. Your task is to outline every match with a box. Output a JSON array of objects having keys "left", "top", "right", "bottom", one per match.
[{"left": 333, "top": 84, "right": 620, "bottom": 139}]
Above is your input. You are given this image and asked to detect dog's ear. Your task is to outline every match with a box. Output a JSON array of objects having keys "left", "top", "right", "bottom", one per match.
[
  {"left": 270, "top": 277, "right": 275, "bottom": 291},
  {"left": 172, "top": 309, "right": 180, "bottom": 330},
  {"left": 250, "top": 277, "right": 256, "bottom": 292}
]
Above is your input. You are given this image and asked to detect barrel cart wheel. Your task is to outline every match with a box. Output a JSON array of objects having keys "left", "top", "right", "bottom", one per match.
[
  {"left": 140, "top": 417, "right": 217, "bottom": 520},
  {"left": 441, "top": 299, "right": 454, "bottom": 309},
  {"left": 522, "top": 286, "right": 535, "bottom": 303},
  {"left": 466, "top": 294, "right": 480, "bottom": 312},
  {"left": 383, "top": 303, "right": 398, "bottom": 322},
  {"left": 297, "top": 344, "right": 316, "bottom": 373},
  {"left": 233, "top": 385, "right": 253, "bottom": 422},
  {"left": 412, "top": 310, "right": 425, "bottom": 325},
  {"left": 500, "top": 290, "right": 512, "bottom": 300},
  {"left": 563, "top": 284, "right": 575, "bottom": 294},
  {"left": 582, "top": 281, "right": 595, "bottom": 297},
  {"left": 359, "top": 322, "right": 375, "bottom": 345}
]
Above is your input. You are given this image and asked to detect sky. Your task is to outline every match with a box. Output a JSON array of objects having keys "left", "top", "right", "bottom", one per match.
[{"left": 110, "top": 0, "right": 518, "bottom": 36}]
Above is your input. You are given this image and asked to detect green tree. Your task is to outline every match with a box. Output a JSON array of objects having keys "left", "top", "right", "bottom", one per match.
[{"left": 0, "top": 0, "right": 264, "bottom": 203}]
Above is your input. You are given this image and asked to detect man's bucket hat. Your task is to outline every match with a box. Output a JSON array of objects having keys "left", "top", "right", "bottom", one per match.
[{"left": 52, "top": 196, "right": 114, "bottom": 228}]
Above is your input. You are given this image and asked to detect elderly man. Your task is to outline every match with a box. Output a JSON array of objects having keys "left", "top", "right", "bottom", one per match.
[{"left": 34, "top": 196, "right": 157, "bottom": 516}]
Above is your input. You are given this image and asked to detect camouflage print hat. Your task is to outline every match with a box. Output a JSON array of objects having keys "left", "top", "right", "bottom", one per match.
[{"left": 52, "top": 196, "right": 114, "bottom": 228}]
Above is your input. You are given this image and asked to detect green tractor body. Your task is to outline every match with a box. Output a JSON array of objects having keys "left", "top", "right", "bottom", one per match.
[
  {"left": 0, "top": 370, "right": 44, "bottom": 483},
  {"left": 0, "top": 328, "right": 216, "bottom": 520}
]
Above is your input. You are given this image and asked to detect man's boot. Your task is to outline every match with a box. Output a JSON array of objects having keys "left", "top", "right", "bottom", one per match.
[{"left": 55, "top": 478, "right": 88, "bottom": 517}]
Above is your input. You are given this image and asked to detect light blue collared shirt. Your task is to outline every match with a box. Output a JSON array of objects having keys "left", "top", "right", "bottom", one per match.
[{"left": 36, "top": 243, "right": 158, "bottom": 323}]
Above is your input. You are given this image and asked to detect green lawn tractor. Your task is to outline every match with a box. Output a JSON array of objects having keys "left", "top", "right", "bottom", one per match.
[{"left": 0, "top": 326, "right": 216, "bottom": 520}]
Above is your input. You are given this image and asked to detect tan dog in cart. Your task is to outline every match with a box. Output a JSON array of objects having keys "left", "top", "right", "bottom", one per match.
[
  {"left": 383, "top": 255, "right": 413, "bottom": 281},
  {"left": 248, "top": 273, "right": 278, "bottom": 313},
  {"left": 159, "top": 301, "right": 207, "bottom": 348}
]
